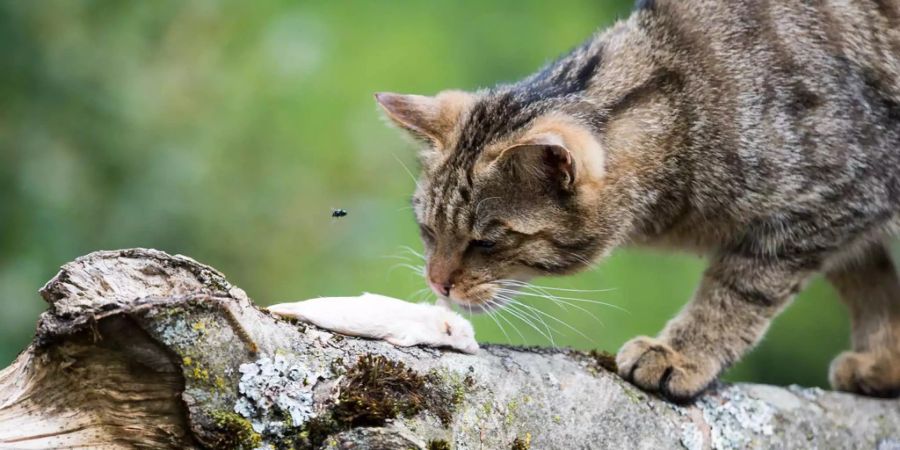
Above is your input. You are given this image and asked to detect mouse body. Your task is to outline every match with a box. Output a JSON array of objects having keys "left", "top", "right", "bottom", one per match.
[{"left": 267, "top": 293, "right": 479, "bottom": 354}]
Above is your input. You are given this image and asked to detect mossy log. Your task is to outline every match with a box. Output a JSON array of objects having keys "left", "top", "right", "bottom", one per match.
[{"left": 1, "top": 249, "right": 899, "bottom": 449}]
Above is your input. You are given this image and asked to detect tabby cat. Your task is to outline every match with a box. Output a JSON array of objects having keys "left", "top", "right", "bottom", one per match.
[{"left": 376, "top": 0, "right": 900, "bottom": 402}]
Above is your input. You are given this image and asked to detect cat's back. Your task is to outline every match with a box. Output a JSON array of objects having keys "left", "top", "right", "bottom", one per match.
[
  {"left": 658, "top": 0, "right": 900, "bottom": 109},
  {"left": 651, "top": 0, "right": 900, "bottom": 199},
  {"left": 625, "top": 0, "right": 900, "bottom": 233}
]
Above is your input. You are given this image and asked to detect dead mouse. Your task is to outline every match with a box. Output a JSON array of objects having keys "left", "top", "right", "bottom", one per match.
[{"left": 267, "top": 292, "right": 479, "bottom": 354}]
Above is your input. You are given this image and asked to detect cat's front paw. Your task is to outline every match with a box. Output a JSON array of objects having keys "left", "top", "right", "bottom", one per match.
[
  {"left": 829, "top": 351, "right": 900, "bottom": 398},
  {"left": 616, "top": 336, "right": 719, "bottom": 403}
]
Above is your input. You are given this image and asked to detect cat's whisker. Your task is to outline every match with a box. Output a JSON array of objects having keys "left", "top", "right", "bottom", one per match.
[
  {"left": 496, "top": 311, "right": 526, "bottom": 344},
  {"left": 496, "top": 292, "right": 558, "bottom": 333},
  {"left": 506, "top": 306, "right": 555, "bottom": 345},
  {"left": 379, "top": 254, "right": 413, "bottom": 261},
  {"left": 484, "top": 303, "right": 513, "bottom": 344},
  {"left": 497, "top": 279, "right": 616, "bottom": 294},
  {"left": 498, "top": 286, "right": 627, "bottom": 314},
  {"left": 409, "top": 287, "right": 432, "bottom": 302},
  {"left": 511, "top": 282, "right": 627, "bottom": 314},
  {"left": 509, "top": 298, "right": 597, "bottom": 345},
  {"left": 392, "top": 153, "right": 418, "bottom": 185},
  {"left": 489, "top": 299, "right": 526, "bottom": 344},
  {"left": 496, "top": 288, "right": 605, "bottom": 326},
  {"left": 497, "top": 295, "right": 558, "bottom": 346},
  {"left": 398, "top": 245, "right": 426, "bottom": 261},
  {"left": 507, "top": 303, "right": 560, "bottom": 347},
  {"left": 561, "top": 250, "right": 602, "bottom": 271},
  {"left": 388, "top": 262, "right": 426, "bottom": 277}
]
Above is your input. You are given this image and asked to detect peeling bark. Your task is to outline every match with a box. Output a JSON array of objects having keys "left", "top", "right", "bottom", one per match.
[{"left": 1, "top": 248, "right": 899, "bottom": 449}]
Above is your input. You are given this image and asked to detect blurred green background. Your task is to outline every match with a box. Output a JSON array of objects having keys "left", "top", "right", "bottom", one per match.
[{"left": 0, "top": 0, "right": 852, "bottom": 388}]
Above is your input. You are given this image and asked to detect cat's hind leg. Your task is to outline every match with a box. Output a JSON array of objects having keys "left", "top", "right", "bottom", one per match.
[{"left": 826, "top": 243, "right": 900, "bottom": 397}]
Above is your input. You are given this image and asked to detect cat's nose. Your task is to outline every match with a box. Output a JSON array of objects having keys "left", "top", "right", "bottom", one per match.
[{"left": 428, "top": 277, "right": 454, "bottom": 297}]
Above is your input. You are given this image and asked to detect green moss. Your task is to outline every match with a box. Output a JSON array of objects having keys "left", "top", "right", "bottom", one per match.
[
  {"left": 505, "top": 399, "right": 519, "bottom": 424},
  {"left": 435, "top": 370, "right": 468, "bottom": 407},
  {"left": 192, "top": 320, "right": 208, "bottom": 333},
  {"left": 297, "top": 415, "right": 341, "bottom": 448},
  {"left": 332, "top": 354, "right": 428, "bottom": 426},
  {"left": 329, "top": 357, "right": 346, "bottom": 376},
  {"left": 180, "top": 353, "right": 230, "bottom": 391},
  {"left": 588, "top": 350, "right": 618, "bottom": 373},
  {"left": 289, "top": 354, "right": 459, "bottom": 449},
  {"left": 511, "top": 433, "right": 531, "bottom": 450},
  {"left": 210, "top": 411, "right": 262, "bottom": 449},
  {"left": 621, "top": 384, "right": 645, "bottom": 404},
  {"left": 423, "top": 374, "right": 457, "bottom": 426},
  {"left": 160, "top": 305, "right": 187, "bottom": 318},
  {"left": 191, "top": 365, "right": 210, "bottom": 382},
  {"left": 214, "top": 375, "right": 228, "bottom": 390},
  {"left": 427, "top": 439, "right": 452, "bottom": 450},
  {"left": 452, "top": 382, "right": 465, "bottom": 405},
  {"left": 277, "top": 315, "right": 308, "bottom": 331}
]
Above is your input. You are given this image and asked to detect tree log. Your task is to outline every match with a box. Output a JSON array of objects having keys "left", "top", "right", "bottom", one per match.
[{"left": 1, "top": 248, "right": 899, "bottom": 449}]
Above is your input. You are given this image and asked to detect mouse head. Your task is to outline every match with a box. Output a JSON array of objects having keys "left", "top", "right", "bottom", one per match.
[{"left": 436, "top": 310, "right": 479, "bottom": 354}]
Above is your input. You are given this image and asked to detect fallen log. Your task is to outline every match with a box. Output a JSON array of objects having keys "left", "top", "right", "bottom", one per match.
[{"left": 1, "top": 248, "right": 898, "bottom": 449}]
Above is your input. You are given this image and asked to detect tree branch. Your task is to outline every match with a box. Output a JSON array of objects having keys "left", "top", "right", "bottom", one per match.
[{"left": 1, "top": 248, "right": 898, "bottom": 449}]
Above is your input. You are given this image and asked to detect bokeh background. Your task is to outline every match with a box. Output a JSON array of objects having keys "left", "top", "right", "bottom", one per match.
[{"left": 0, "top": 0, "right": 853, "bottom": 387}]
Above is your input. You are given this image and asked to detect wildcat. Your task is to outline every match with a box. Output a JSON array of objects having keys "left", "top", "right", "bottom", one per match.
[{"left": 375, "top": 0, "right": 900, "bottom": 402}]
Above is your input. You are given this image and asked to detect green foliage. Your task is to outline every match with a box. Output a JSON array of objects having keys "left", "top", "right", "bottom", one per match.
[{"left": 0, "top": 1, "right": 853, "bottom": 388}]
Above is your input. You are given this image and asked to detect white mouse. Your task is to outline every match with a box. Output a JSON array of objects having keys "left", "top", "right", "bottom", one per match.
[{"left": 267, "top": 292, "right": 479, "bottom": 354}]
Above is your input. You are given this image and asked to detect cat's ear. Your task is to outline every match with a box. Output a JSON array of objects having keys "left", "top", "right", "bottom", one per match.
[
  {"left": 489, "top": 116, "right": 604, "bottom": 193},
  {"left": 374, "top": 91, "right": 474, "bottom": 148},
  {"left": 500, "top": 134, "right": 578, "bottom": 192}
]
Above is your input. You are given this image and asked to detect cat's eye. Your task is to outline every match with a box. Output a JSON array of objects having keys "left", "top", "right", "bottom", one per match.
[{"left": 469, "top": 239, "right": 496, "bottom": 249}]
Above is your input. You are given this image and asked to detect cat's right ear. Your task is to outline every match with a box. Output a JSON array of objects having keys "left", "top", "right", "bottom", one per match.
[{"left": 374, "top": 91, "right": 474, "bottom": 148}]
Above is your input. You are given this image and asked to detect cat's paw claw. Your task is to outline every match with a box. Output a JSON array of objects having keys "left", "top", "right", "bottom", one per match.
[
  {"left": 616, "top": 336, "right": 716, "bottom": 403},
  {"left": 829, "top": 351, "right": 900, "bottom": 398}
]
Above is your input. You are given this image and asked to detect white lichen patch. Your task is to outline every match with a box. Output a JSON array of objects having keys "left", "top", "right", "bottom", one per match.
[
  {"left": 544, "top": 372, "right": 560, "bottom": 388},
  {"left": 877, "top": 438, "right": 900, "bottom": 450},
  {"left": 680, "top": 422, "right": 704, "bottom": 450},
  {"left": 155, "top": 316, "right": 196, "bottom": 346},
  {"left": 787, "top": 384, "right": 825, "bottom": 402},
  {"left": 234, "top": 354, "right": 323, "bottom": 436},
  {"left": 698, "top": 388, "right": 775, "bottom": 450}
]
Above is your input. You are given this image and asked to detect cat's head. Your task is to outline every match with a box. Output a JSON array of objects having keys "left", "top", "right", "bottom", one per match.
[{"left": 375, "top": 86, "right": 640, "bottom": 312}]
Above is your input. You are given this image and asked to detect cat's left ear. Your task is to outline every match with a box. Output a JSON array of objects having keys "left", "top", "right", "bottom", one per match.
[
  {"left": 374, "top": 90, "right": 475, "bottom": 148},
  {"left": 488, "top": 116, "right": 604, "bottom": 192},
  {"left": 501, "top": 134, "right": 578, "bottom": 192}
]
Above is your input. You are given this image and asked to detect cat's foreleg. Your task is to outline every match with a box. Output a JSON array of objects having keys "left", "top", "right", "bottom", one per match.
[
  {"left": 616, "top": 253, "right": 811, "bottom": 402},
  {"left": 826, "top": 243, "right": 900, "bottom": 397}
]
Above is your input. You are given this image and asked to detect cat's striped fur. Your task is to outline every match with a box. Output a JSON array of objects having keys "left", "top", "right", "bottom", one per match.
[{"left": 376, "top": 0, "right": 900, "bottom": 401}]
